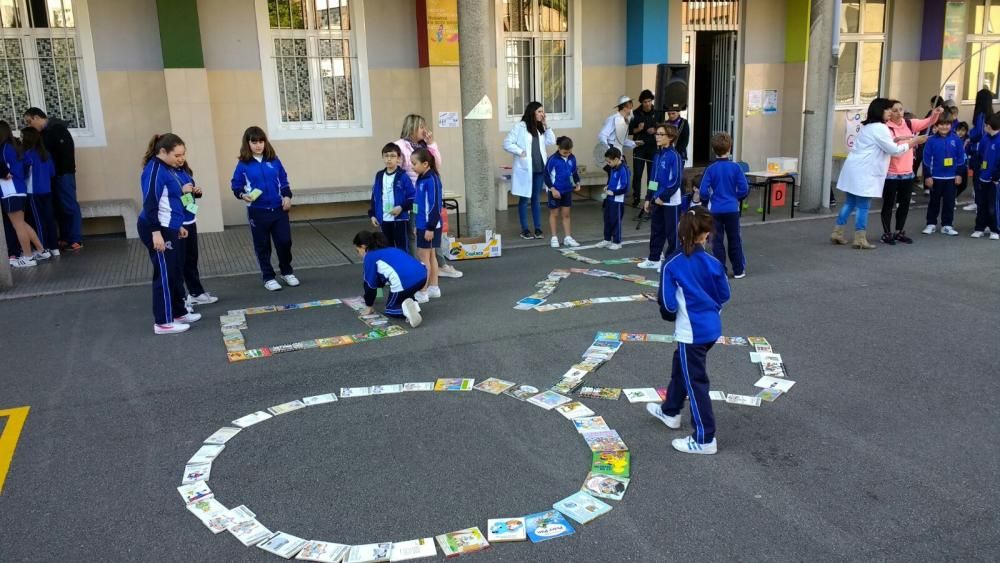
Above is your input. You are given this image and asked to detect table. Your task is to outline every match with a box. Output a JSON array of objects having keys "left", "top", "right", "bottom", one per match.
[
  {"left": 443, "top": 192, "right": 462, "bottom": 237},
  {"left": 744, "top": 171, "right": 797, "bottom": 222}
]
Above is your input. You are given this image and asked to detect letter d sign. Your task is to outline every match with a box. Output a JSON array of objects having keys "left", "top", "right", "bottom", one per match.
[{"left": 771, "top": 183, "right": 787, "bottom": 208}]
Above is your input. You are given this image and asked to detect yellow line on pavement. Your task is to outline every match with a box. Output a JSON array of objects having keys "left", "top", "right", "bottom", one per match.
[{"left": 0, "top": 406, "right": 30, "bottom": 495}]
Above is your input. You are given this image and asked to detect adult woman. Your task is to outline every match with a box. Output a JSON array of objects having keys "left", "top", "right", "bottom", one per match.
[
  {"left": 880, "top": 100, "right": 942, "bottom": 244},
  {"left": 832, "top": 98, "right": 927, "bottom": 250},
  {"left": 503, "top": 101, "right": 556, "bottom": 239},
  {"left": 966, "top": 88, "right": 994, "bottom": 213},
  {"left": 393, "top": 114, "right": 462, "bottom": 279}
]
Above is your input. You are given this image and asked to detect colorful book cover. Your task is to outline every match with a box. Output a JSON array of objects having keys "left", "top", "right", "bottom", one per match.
[
  {"left": 527, "top": 390, "right": 572, "bottom": 410},
  {"left": 755, "top": 388, "right": 784, "bottom": 402},
  {"left": 582, "top": 430, "right": 628, "bottom": 452},
  {"left": 345, "top": 542, "right": 393, "bottom": 562},
  {"left": 581, "top": 471, "right": 630, "bottom": 501},
  {"left": 473, "top": 378, "right": 517, "bottom": 395},
  {"left": 646, "top": 333, "right": 674, "bottom": 343},
  {"left": 295, "top": 541, "right": 350, "bottom": 562},
  {"left": 185, "top": 497, "right": 230, "bottom": 534},
  {"left": 524, "top": 510, "right": 575, "bottom": 543},
  {"left": 591, "top": 450, "right": 630, "bottom": 477},
  {"left": 502, "top": 384, "right": 539, "bottom": 401},
  {"left": 434, "top": 378, "right": 475, "bottom": 391},
  {"left": 434, "top": 527, "right": 490, "bottom": 556},
  {"left": 258, "top": 531, "right": 309, "bottom": 559},
  {"left": 728, "top": 336, "right": 749, "bottom": 346},
  {"left": 726, "top": 394, "right": 762, "bottom": 407},
  {"left": 577, "top": 387, "right": 621, "bottom": 400},
  {"left": 244, "top": 348, "right": 273, "bottom": 359},
  {"left": 595, "top": 331, "right": 622, "bottom": 341},
  {"left": 621, "top": 333, "right": 647, "bottom": 342},
  {"left": 754, "top": 375, "right": 795, "bottom": 393},
  {"left": 747, "top": 336, "right": 770, "bottom": 346},
  {"left": 556, "top": 401, "right": 595, "bottom": 420},
  {"left": 268, "top": 400, "right": 307, "bottom": 415},
  {"left": 550, "top": 379, "right": 583, "bottom": 394},
  {"left": 181, "top": 463, "right": 212, "bottom": 485},
  {"left": 553, "top": 491, "right": 612, "bottom": 524},
  {"left": 623, "top": 388, "right": 661, "bottom": 403},
  {"left": 760, "top": 360, "right": 786, "bottom": 378},
  {"left": 204, "top": 427, "right": 241, "bottom": 445},
  {"left": 486, "top": 518, "right": 527, "bottom": 542},
  {"left": 228, "top": 516, "right": 272, "bottom": 547},
  {"left": 573, "top": 416, "right": 609, "bottom": 434},
  {"left": 177, "top": 481, "right": 213, "bottom": 504}
]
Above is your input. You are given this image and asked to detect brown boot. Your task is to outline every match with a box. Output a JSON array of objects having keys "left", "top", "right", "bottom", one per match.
[
  {"left": 831, "top": 225, "right": 848, "bottom": 245},
  {"left": 853, "top": 229, "right": 876, "bottom": 249}
]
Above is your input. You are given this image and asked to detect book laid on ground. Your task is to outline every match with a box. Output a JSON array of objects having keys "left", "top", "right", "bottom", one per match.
[
  {"left": 623, "top": 388, "right": 661, "bottom": 403},
  {"left": 591, "top": 450, "right": 630, "bottom": 478},
  {"left": 582, "top": 429, "right": 628, "bottom": 452},
  {"left": 556, "top": 401, "right": 595, "bottom": 420},
  {"left": 227, "top": 512, "right": 272, "bottom": 547},
  {"left": 524, "top": 510, "right": 575, "bottom": 543},
  {"left": 340, "top": 386, "right": 371, "bottom": 398},
  {"left": 726, "top": 394, "right": 762, "bottom": 407},
  {"left": 402, "top": 382, "right": 435, "bottom": 392},
  {"left": 182, "top": 463, "right": 212, "bottom": 485},
  {"left": 295, "top": 541, "right": 350, "bottom": 562},
  {"left": 370, "top": 384, "right": 404, "bottom": 395},
  {"left": 187, "top": 444, "right": 225, "bottom": 465},
  {"left": 487, "top": 518, "right": 527, "bottom": 542},
  {"left": 388, "top": 538, "right": 437, "bottom": 561},
  {"left": 434, "top": 378, "right": 475, "bottom": 391},
  {"left": 553, "top": 491, "right": 613, "bottom": 525},
  {"left": 186, "top": 497, "right": 228, "bottom": 533},
  {"left": 527, "top": 390, "right": 572, "bottom": 410},
  {"left": 302, "top": 393, "right": 339, "bottom": 406},
  {"left": 178, "top": 481, "right": 213, "bottom": 504},
  {"left": 473, "top": 378, "right": 517, "bottom": 395},
  {"left": 750, "top": 352, "right": 783, "bottom": 364},
  {"left": 259, "top": 531, "right": 309, "bottom": 559},
  {"left": 233, "top": 411, "right": 273, "bottom": 428},
  {"left": 502, "top": 384, "right": 539, "bottom": 401},
  {"left": 755, "top": 388, "right": 783, "bottom": 402},
  {"left": 204, "top": 427, "right": 241, "bottom": 445},
  {"left": 345, "top": 542, "right": 393, "bottom": 563},
  {"left": 581, "top": 471, "right": 630, "bottom": 501},
  {"left": 754, "top": 375, "right": 795, "bottom": 393},
  {"left": 577, "top": 387, "right": 621, "bottom": 400},
  {"left": 708, "top": 390, "right": 728, "bottom": 401},
  {"left": 268, "top": 400, "right": 307, "bottom": 415},
  {"left": 434, "top": 527, "right": 490, "bottom": 557},
  {"left": 573, "top": 416, "right": 609, "bottom": 434},
  {"left": 760, "top": 360, "right": 786, "bottom": 377}
]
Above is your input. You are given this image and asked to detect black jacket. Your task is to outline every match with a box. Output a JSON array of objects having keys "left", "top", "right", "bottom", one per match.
[
  {"left": 630, "top": 107, "right": 663, "bottom": 156},
  {"left": 41, "top": 119, "right": 75, "bottom": 175}
]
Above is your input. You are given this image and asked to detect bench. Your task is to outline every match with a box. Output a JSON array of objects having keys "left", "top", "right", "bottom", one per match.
[
  {"left": 79, "top": 198, "right": 139, "bottom": 239},
  {"left": 293, "top": 185, "right": 371, "bottom": 205}
]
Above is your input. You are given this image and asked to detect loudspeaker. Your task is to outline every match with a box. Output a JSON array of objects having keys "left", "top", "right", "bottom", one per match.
[{"left": 655, "top": 64, "right": 689, "bottom": 112}]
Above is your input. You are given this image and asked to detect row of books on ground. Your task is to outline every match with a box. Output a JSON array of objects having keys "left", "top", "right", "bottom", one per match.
[{"left": 514, "top": 268, "right": 659, "bottom": 311}]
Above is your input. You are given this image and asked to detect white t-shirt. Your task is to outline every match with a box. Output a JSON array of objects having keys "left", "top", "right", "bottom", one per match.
[{"left": 382, "top": 171, "right": 397, "bottom": 222}]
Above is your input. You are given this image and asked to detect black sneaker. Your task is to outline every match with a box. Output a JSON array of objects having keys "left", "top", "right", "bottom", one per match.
[
  {"left": 880, "top": 233, "right": 896, "bottom": 245},
  {"left": 894, "top": 231, "right": 913, "bottom": 244},
  {"left": 520, "top": 230, "right": 533, "bottom": 240},
  {"left": 534, "top": 229, "right": 544, "bottom": 239}
]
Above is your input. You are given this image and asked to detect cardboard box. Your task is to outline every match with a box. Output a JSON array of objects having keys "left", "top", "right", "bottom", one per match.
[
  {"left": 766, "top": 157, "right": 798, "bottom": 174},
  {"left": 445, "top": 229, "right": 502, "bottom": 261}
]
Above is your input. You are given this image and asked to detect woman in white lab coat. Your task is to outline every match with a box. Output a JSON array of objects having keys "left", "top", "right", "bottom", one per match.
[
  {"left": 832, "top": 97, "right": 927, "bottom": 249},
  {"left": 504, "top": 101, "right": 556, "bottom": 239}
]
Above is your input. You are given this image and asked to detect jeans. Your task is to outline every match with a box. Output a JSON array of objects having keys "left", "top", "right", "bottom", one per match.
[
  {"left": 518, "top": 172, "right": 544, "bottom": 231},
  {"left": 835, "top": 193, "right": 872, "bottom": 231},
  {"left": 53, "top": 173, "right": 82, "bottom": 244}
]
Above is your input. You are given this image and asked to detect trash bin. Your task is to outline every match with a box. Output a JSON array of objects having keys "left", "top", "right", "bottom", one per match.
[{"left": 496, "top": 166, "right": 512, "bottom": 211}]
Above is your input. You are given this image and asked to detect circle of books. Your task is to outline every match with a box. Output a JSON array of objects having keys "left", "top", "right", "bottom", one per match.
[{"left": 177, "top": 378, "right": 631, "bottom": 562}]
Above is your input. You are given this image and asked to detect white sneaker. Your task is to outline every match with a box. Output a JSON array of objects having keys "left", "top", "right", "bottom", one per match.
[
  {"left": 154, "top": 322, "right": 189, "bottom": 335},
  {"left": 11, "top": 257, "right": 37, "bottom": 268},
  {"left": 414, "top": 290, "right": 430, "bottom": 303},
  {"left": 187, "top": 293, "right": 219, "bottom": 305},
  {"left": 401, "top": 298, "right": 422, "bottom": 328},
  {"left": 941, "top": 226, "right": 959, "bottom": 236},
  {"left": 174, "top": 312, "right": 202, "bottom": 323},
  {"left": 646, "top": 403, "right": 681, "bottom": 429},
  {"left": 438, "top": 264, "right": 463, "bottom": 278},
  {"left": 426, "top": 285, "right": 441, "bottom": 298},
  {"left": 32, "top": 250, "right": 51, "bottom": 260},
  {"left": 563, "top": 236, "right": 580, "bottom": 247},
  {"left": 637, "top": 259, "right": 660, "bottom": 270},
  {"left": 991, "top": 233, "right": 1000, "bottom": 240},
  {"left": 264, "top": 279, "right": 282, "bottom": 291},
  {"left": 595, "top": 240, "right": 610, "bottom": 248},
  {"left": 50, "top": 249, "right": 60, "bottom": 256},
  {"left": 7, "top": 256, "right": 15, "bottom": 265},
  {"left": 922, "top": 225, "right": 936, "bottom": 235},
  {"left": 608, "top": 243, "right": 622, "bottom": 250},
  {"left": 550, "top": 236, "right": 560, "bottom": 248},
  {"left": 733, "top": 272, "right": 747, "bottom": 279},
  {"left": 963, "top": 202, "right": 977, "bottom": 211},
  {"left": 281, "top": 274, "right": 300, "bottom": 286},
  {"left": 971, "top": 231, "right": 985, "bottom": 238},
  {"left": 672, "top": 436, "right": 717, "bottom": 455}
]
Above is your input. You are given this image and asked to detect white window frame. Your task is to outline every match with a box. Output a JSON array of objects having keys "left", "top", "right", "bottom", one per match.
[
  {"left": 834, "top": 0, "right": 888, "bottom": 110},
  {"left": 0, "top": 0, "right": 105, "bottom": 147},
  {"left": 964, "top": 0, "right": 1000, "bottom": 102},
  {"left": 494, "top": 0, "right": 582, "bottom": 131},
  {"left": 253, "top": 0, "right": 373, "bottom": 140}
]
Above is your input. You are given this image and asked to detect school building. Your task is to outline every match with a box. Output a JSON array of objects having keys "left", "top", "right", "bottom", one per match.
[{"left": 5, "top": 0, "right": 997, "bottom": 235}]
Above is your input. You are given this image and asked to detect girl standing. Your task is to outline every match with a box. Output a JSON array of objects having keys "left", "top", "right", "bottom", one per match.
[
  {"left": 173, "top": 151, "right": 217, "bottom": 307},
  {"left": 19, "top": 127, "right": 57, "bottom": 259},
  {"left": 231, "top": 126, "right": 298, "bottom": 291},
  {"left": 503, "top": 101, "right": 556, "bottom": 239},
  {"left": 638, "top": 123, "right": 683, "bottom": 270},
  {"left": 353, "top": 230, "right": 426, "bottom": 328},
  {"left": 0, "top": 121, "right": 46, "bottom": 267},
  {"left": 411, "top": 148, "right": 442, "bottom": 303}
]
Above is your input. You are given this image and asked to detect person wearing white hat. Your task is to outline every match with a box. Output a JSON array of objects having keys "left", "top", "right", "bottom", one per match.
[{"left": 598, "top": 95, "right": 640, "bottom": 152}]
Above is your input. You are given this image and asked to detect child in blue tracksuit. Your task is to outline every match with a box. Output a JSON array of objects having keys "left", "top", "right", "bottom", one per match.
[
  {"left": 354, "top": 230, "right": 427, "bottom": 328},
  {"left": 954, "top": 121, "right": 970, "bottom": 202},
  {"left": 647, "top": 206, "right": 730, "bottom": 455},
  {"left": 974, "top": 113, "right": 1000, "bottom": 238},
  {"left": 698, "top": 132, "right": 749, "bottom": 278},
  {"left": 411, "top": 147, "right": 443, "bottom": 303},
  {"left": 0, "top": 121, "right": 46, "bottom": 267},
  {"left": 137, "top": 133, "right": 199, "bottom": 334},
  {"left": 173, "top": 155, "right": 218, "bottom": 307},
  {"left": 640, "top": 123, "right": 683, "bottom": 270},
  {"left": 231, "top": 126, "right": 297, "bottom": 291},
  {"left": 922, "top": 118, "right": 966, "bottom": 235},
  {"left": 20, "top": 127, "right": 57, "bottom": 257},
  {"left": 368, "top": 143, "right": 415, "bottom": 252},
  {"left": 544, "top": 136, "right": 582, "bottom": 248},
  {"left": 599, "top": 147, "right": 630, "bottom": 249}
]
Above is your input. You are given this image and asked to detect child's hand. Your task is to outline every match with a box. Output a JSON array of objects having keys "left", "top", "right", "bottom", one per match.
[
  {"left": 281, "top": 196, "right": 292, "bottom": 212},
  {"left": 390, "top": 206, "right": 402, "bottom": 216},
  {"left": 955, "top": 176, "right": 962, "bottom": 185},
  {"left": 182, "top": 183, "right": 195, "bottom": 194},
  {"left": 370, "top": 216, "right": 379, "bottom": 227},
  {"left": 655, "top": 197, "right": 665, "bottom": 205},
  {"left": 152, "top": 231, "right": 165, "bottom": 252},
  {"left": 241, "top": 193, "right": 253, "bottom": 203},
  {"left": 924, "top": 178, "right": 933, "bottom": 188},
  {"left": 605, "top": 190, "right": 614, "bottom": 197},
  {"left": 178, "top": 226, "right": 189, "bottom": 239},
  {"left": 551, "top": 190, "right": 561, "bottom": 199},
  {"left": 643, "top": 200, "right": 650, "bottom": 213},
  {"left": 574, "top": 184, "right": 581, "bottom": 192},
  {"left": 424, "top": 230, "right": 434, "bottom": 242}
]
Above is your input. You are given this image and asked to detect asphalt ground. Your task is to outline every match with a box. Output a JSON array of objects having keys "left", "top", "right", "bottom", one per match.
[{"left": 0, "top": 210, "right": 998, "bottom": 562}]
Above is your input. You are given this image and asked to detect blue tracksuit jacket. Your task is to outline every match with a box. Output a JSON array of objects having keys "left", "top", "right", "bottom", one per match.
[
  {"left": 606, "top": 163, "right": 631, "bottom": 202},
  {"left": 544, "top": 154, "right": 580, "bottom": 193},
  {"left": 923, "top": 134, "right": 966, "bottom": 179},
  {"left": 659, "top": 247, "right": 731, "bottom": 345},
  {"left": 414, "top": 170, "right": 442, "bottom": 231},
  {"left": 139, "top": 158, "right": 185, "bottom": 232},
  {"left": 698, "top": 158, "right": 749, "bottom": 213},
  {"left": 230, "top": 157, "right": 292, "bottom": 209},
  {"left": 368, "top": 168, "right": 415, "bottom": 223},
  {"left": 23, "top": 149, "right": 54, "bottom": 195},
  {"left": 647, "top": 146, "right": 683, "bottom": 205},
  {"left": 363, "top": 247, "right": 427, "bottom": 306}
]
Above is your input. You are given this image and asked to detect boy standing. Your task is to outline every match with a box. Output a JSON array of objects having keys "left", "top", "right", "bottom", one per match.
[
  {"left": 922, "top": 118, "right": 965, "bottom": 236},
  {"left": 972, "top": 113, "right": 1000, "bottom": 239},
  {"left": 369, "top": 143, "right": 416, "bottom": 252},
  {"left": 697, "top": 133, "right": 749, "bottom": 277},
  {"left": 545, "top": 136, "right": 582, "bottom": 248},
  {"left": 597, "top": 147, "right": 631, "bottom": 250}
]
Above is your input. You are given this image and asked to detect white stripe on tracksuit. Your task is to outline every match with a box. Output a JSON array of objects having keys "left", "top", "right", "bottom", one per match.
[{"left": 678, "top": 343, "right": 706, "bottom": 444}]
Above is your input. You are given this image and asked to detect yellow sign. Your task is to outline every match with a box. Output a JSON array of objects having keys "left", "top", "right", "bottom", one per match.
[
  {"left": 0, "top": 405, "right": 30, "bottom": 494},
  {"left": 427, "top": 0, "right": 459, "bottom": 66}
]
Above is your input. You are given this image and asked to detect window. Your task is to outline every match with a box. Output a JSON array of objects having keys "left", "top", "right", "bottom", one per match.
[
  {"left": 496, "top": 0, "right": 582, "bottom": 130},
  {"left": 0, "top": 0, "right": 104, "bottom": 145},
  {"left": 835, "top": 0, "right": 886, "bottom": 108},
  {"left": 964, "top": 0, "right": 1000, "bottom": 100},
  {"left": 254, "top": 0, "right": 373, "bottom": 139}
]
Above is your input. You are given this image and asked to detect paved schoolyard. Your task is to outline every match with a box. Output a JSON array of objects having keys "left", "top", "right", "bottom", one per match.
[{"left": 0, "top": 209, "right": 997, "bottom": 561}]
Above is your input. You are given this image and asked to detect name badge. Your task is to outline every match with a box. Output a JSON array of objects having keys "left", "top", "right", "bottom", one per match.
[
  {"left": 983, "top": 161, "right": 989, "bottom": 170},
  {"left": 943, "top": 158, "right": 953, "bottom": 167}
]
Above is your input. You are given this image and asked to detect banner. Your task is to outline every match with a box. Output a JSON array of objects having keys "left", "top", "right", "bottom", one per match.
[
  {"left": 845, "top": 111, "right": 863, "bottom": 151},
  {"left": 427, "top": 0, "right": 459, "bottom": 66},
  {"left": 770, "top": 183, "right": 787, "bottom": 208}
]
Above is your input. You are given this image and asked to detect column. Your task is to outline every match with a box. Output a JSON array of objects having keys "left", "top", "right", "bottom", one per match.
[
  {"left": 799, "top": 0, "right": 837, "bottom": 212},
  {"left": 456, "top": 0, "right": 495, "bottom": 235},
  {"left": 625, "top": 0, "right": 670, "bottom": 97},
  {"left": 0, "top": 225, "right": 10, "bottom": 289}
]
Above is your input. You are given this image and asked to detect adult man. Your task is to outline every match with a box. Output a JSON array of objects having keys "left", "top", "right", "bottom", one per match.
[
  {"left": 629, "top": 89, "right": 661, "bottom": 207},
  {"left": 664, "top": 107, "right": 690, "bottom": 164},
  {"left": 23, "top": 107, "right": 82, "bottom": 251}
]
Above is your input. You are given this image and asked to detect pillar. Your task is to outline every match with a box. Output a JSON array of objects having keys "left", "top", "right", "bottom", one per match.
[
  {"left": 456, "top": 1, "right": 495, "bottom": 235},
  {"left": 0, "top": 225, "right": 10, "bottom": 289},
  {"left": 625, "top": 0, "right": 669, "bottom": 96},
  {"left": 799, "top": 0, "right": 838, "bottom": 212}
]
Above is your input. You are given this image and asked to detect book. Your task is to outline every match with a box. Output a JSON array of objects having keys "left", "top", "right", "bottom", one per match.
[
  {"left": 187, "top": 444, "right": 225, "bottom": 465},
  {"left": 434, "top": 378, "right": 475, "bottom": 391},
  {"left": 623, "top": 388, "right": 661, "bottom": 403},
  {"left": 728, "top": 336, "right": 749, "bottom": 346},
  {"left": 550, "top": 379, "right": 584, "bottom": 394},
  {"left": 402, "top": 382, "right": 434, "bottom": 392},
  {"left": 582, "top": 429, "right": 628, "bottom": 452},
  {"left": 296, "top": 541, "right": 350, "bottom": 562},
  {"left": 268, "top": 400, "right": 307, "bottom": 415},
  {"left": 591, "top": 450, "right": 630, "bottom": 477},
  {"left": 527, "top": 390, "right": 572, "bottom": 410},
  {"left": 340, "top": 387, "right": 370, "bottom": 398},
  {"left": 749, "top": 352, "right": 783, "bottom": 364},
  {"left": 754, "top": 375, "right": 795, "bottom": 393},
  {"left": 434, "top": 527, "right": 490, "bottom": 557},
  {"left": 486, "top": 518, "right": 527, "bottom": 542},
  {"left": 232, "top": 411, "right": 273, "bottom": 428},
  {"left": 345, "top": 542, "right": 393, "bottom": 563},
  {"left": 186, "top": 497, "right": 229, "bottom": 533},
  {"left": 747, "top": 336, "right": 770, "bottom": 346},
  {"left": 726, "top": 394, "right": 762, "bottom": 407},
  {"left": 388, "top": 538, "right": 436, "bottom": 561},
  {"left": 555, "top": 401, "right": 595, "bottom": 420},
  {"left": 302, "top": 393, "right": 339, "bottom": 406},
  {"left": 760, "top": 360, "right": 787, "bottom": 378},
  {"left": 573, "top": 416, "right": 609, "bottom": 434},
  {"left": 577, "top": 387, "right": 621, "bottom": 400},
  {"left": 581, "top": 471, "right": 630, "bottom": 501},
  {"left": 228, "top": 514, "right": 272, "bottom": 547},
  {"left": 182, "top": 463, "right": 212, "bottom": 485},
  {"left": 247, "top": 188, "right": 264, "bottom": 201},
  {"left": 524, "top": 510, "right": 575, "bottom": 543},
  {"left": 177, "top": 481, "right": 213, "bottom": 504},
  {"left": 370, "top": 384, "right": 404, "bottom": 395},
  {"left": 553, "top": 491, "right": 612, "bottom": 524},
  {"left": 755, "top": 388, "right": 784, "bottom": 402},
  {"left": 204, "top": 427, "right": 241, "bottom": 445},
  {"left": 502, "top": 384, "right": 539, "bottom": 401},
  {"left": 708, "top": 390, "right": 728, "bottom": 401},
  {"left": 259, "top": 532, "right": 309, "bottom": 559},
  {"left": 473, "top": 378, "right": 517, "bottom": 395}
]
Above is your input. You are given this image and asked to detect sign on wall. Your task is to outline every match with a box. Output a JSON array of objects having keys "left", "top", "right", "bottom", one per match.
[
  {"left": 943, "top": 1, "right": 966, "bottom": 59},
  {"left": 845, "top": 111, "right": 863, "bottom": 151},
  {"left": 427, "top": 0, "right": 460, "bottom": 66}
]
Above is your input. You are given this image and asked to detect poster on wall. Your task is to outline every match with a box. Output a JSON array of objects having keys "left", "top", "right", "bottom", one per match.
[
  {"left": 845, "top": 112, "right": 863, "bottom": 151},
  {"left": 943, "top": 82, "right": 957, "bottom": 102},
  {"left": 746, "top": 90, "right": 763, "bottom": 116},
  {"left": 943, "top": 1, "right": 966, "bottom": 59},
  {"left": 763, "top": 90, "right": 778, "bottom": 114},
  {"left": 427, "top": 0, "right": 460, "bottom": 66}
]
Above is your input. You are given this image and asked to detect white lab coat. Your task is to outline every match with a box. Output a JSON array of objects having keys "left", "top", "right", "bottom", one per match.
[
  {"left": 836, "top": 122, "right": 910, "bottom": 198},
  {"left": 503, "top": 121, "right": 556, "bottom": 197},
  {"left": 598, "top": 111, "right": 637, "bottom": 150}
]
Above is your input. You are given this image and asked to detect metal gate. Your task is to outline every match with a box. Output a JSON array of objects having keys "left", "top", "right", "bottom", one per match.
[{"left": 710, "top": 31, "right": 738, "bottom": 157}]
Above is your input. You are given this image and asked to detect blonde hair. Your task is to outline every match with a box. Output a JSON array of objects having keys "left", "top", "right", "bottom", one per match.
[{"left": 399, "top": 114, "right": 426, "bottom": 141}]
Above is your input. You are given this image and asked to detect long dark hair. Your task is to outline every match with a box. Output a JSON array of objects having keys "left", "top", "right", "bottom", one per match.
[
  {"left": 142, "top": 133, "right": 185, "bottom": 165},
  {"left": 862, "top": 98, "right": 893, "bottom": 125},
  {"left": 411, "top": 147, "right": 437, "bottom": 173},
  {"left": 239, "top": 126, "right": 277, "bottom": 162},
  {"left": 353, "top": 230, "right": 390, "bottom": 250},
  {"left": 974, "top": 88, "right": 995, "bottom": 123},
  {"left": 520, "top": 101, "right": 545, "bottom": 136},
  {"left": 678, "top": 206, "right": 714, "bottom": 256},
  {"left": 0, "top": 121, "right": 20, "bottom": 156},
  {"left": 19, "top": 127, "right": 48, "bottom": 161}
]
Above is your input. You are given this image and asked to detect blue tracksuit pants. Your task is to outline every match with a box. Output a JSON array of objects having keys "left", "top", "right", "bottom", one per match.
[
  {"left": 137, "top": 219, "right": 185, "bottom": 325},
  {"left": 712, "top": 212, "right": 745, "bottom": 275},
  {"left": 248, "top": 207, "right": 293, "bottom": 281},
  {"left": 380, "top": 220, "right": 409, "bottom": 253},
  {"left": 603, "top": 200, "right": 624, "bottom": 243},
  {"left": 974, "top": 179, "right": 999, "bottom": 232},
  {"left": 660, "top": 342, "right": 716, "bottom": 444},
  {"left": 648, "top": 203, "right": 680, "bottom": 261}
]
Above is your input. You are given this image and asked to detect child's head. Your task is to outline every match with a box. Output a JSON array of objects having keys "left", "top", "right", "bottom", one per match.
[
  {"left": 410, "top": 147, "right": 436, "bottom": 175},
  {"left": 955, "top": 121, "right": 969, "bottom": 138},
  {"left": 678, "top": 206, "right": 714, "bottom": 256},
  {"left": 240, "top": 126, "right": 275, "bottom": 161},
  {"left": 556, "top": 136, "right": 574, "bottom": 157},
  {"left": 655, "top": 123, "right": 678, "bottom": 147},
  {"left": 934, "top": 117, "right": 953, "bottom": 136},
  {"left": 145, "top": 133, "right": 186, "bottom": 168},
  {"left": 987, "top": 113, "right": 1000, "bottom": 134},
  {"left": 0, "top": 120, "right": 16, "bottom": 146},
  {"left": 604, "top": 146, "right": 622, "bottom": 168},
  {"left": 638, "top": 89, "right": 654, "bottom": 111},
  {"left": 710, "top": 132, "right": 733, "bottom": 157},
  {"left": 381, "top": 143, "right": 401, "bottom": 170},
  {"left": 352, "top": 230, "right": 390, "bottom": 257},
  {"left": 19, "top": 126, "right": 47, "bottom": 159}
]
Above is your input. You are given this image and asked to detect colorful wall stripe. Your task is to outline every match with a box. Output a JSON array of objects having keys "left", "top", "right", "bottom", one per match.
[
  {"left": 785, "top": 0, "right": 810, "bottom": 63},
  {"left": 626, "top": 0, "right": 669, "bottom": 66},
  {"left": 156, "top": 0, "right": 205, "bottom": 68},
  {"left": 920, "top": 0, "right": 946, "bottom": 61}
]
